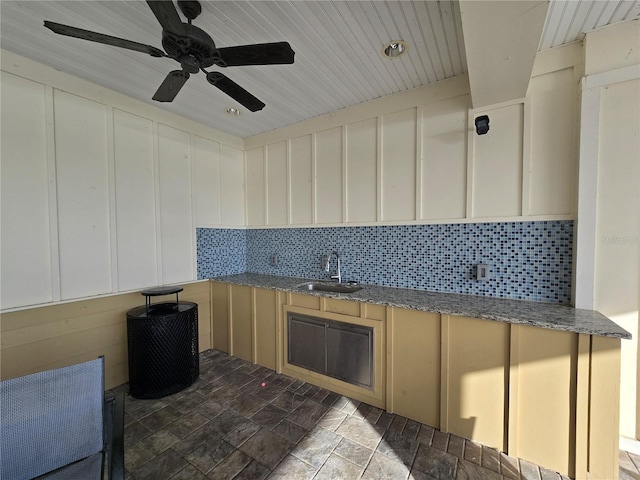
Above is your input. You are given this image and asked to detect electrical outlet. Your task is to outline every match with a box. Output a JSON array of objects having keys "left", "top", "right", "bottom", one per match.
[
  {"left": 476, "top": 264, "right": 490, "bottom": 281},
  {"left": 269, "top": 254, "right": 278, "bottom": 267}
]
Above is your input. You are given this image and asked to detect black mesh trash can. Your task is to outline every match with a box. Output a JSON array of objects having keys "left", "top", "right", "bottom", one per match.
[{"left": 126, "top": 286, "right": 199, "bottom": 399}]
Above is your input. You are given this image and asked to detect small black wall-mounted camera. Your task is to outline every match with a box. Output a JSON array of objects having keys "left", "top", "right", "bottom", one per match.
[{"left": 474, "top": 115, "right": 490, "bottom": 135}]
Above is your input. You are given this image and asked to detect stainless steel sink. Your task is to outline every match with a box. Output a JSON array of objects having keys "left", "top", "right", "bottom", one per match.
[{"left": 297, "top": 282, "right": 363, "bottom": 293}]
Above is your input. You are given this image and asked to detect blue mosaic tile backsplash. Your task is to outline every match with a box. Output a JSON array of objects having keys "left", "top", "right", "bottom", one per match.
[
  {"left": 197, "top": 228, "right": 247, "bottom": 278},
  {"left": 197, "top": 221, "right": 573, "bottom": 303}
]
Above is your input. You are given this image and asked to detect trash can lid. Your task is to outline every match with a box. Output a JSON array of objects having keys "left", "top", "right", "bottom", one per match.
[{"left": 140, "top": 285, "right": 184, "bottom": 297}]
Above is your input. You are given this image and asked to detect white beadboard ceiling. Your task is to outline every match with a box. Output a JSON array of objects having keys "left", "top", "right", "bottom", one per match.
[{"left": 1, "top": 1, "right": 638, "bottom": 139}]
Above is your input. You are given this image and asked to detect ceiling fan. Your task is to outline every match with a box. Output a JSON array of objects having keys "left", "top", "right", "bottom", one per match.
[{"left": 43, "top": 0, "right": 295, "bottom": 112}]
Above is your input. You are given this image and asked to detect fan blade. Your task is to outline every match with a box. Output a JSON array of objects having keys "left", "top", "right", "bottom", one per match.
[
  {"left": 152, "top": 70, "right": 190, "bottom": 102},
  {"left": 216, "top": 42, "right": 295, "bottom": 67},
  {"left": 44, "top": 21, "right": 165, "bottom": 57},
  {"left": 206, "top": 72, "right": 265, "bottom": 112},
  {"left": 146, "top": 1, "right": 185, "bottom": 35}
]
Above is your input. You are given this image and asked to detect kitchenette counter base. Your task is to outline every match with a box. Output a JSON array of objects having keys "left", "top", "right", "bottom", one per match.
[
  {"left": 210, "top": 276, "right": 625, "bottom": 479},
  {"left": 212, "top": 273, "right": 630, "bottom": 339}
]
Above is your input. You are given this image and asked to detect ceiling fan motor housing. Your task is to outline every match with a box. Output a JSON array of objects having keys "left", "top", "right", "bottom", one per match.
[
  {"left": 162, "top": 24, "right": 221, "bottom": 69},
  {"left": 177, "top": 1, "right": 202, "bottom": 21}
]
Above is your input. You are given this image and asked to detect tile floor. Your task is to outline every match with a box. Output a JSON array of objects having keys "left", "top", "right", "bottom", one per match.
[{"left": 117, "top": 349, "right": 639, "bottom": 480}]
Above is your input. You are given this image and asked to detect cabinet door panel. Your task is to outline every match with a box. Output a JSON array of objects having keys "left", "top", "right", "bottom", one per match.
[
  {"left": 444, "top": 315, "right": 509, "bottom": 450},
  {"left": 326, "top": 322, "right": 372, "bottom": 388},
  {"left": 230, "top": 284, "right": 252, "bottom": 361},
  {"left": 288, "top": 315, "right": 325, "bottom": 373},
  {"left": 254, "top": 287, "right": 277, "bottom": 370},
  {"left": 212, "top": 282, "right": 229, "bottom": 353},
  {"left": 388, "top": 308, "right": 440, "bottom": 426},
  {"left": 510, "top": 325, "right": 577, "bottom": 475}
]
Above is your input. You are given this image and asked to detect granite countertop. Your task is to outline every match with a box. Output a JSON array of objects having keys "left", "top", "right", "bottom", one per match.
[{"left": 211, "top": 273, "right": 631, "bottom": 339}]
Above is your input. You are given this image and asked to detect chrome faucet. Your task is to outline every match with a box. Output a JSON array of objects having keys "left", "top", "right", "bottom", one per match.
[{"left": 323, "top": 251, "right": 341, "bottom": 283}]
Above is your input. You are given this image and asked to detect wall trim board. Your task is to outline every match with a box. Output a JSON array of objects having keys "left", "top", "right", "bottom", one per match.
[
  {"left": 508, "top": 324, "right": 521, "bottom": 457},
  {"left": 244, "top": 75, "right": 470, "bottom": 150},
  {"left": 439, "top": 314, "right": 451, "bottom": 433},
  {"left": 44, "top": 85, "right": 61, "bottom": 303},
  {"left": 376, "top": 116, "right": 383, "bottom": 223},
  {"left": 532, "top": 42, "right": 584, "bottom": 78},
  {"left": 244, "top": 214, "right": 574, "bottom": 229},
  {"left": 583, "top": 63, "right": 640, "bottom": 89},
  {"left": 521, "top": 97, "right": 533, "bottom": 217},
  {"left": 465, "top": 106, "right": 475, "bottom": 219},
  {"left": 573, "top": 63, "right": 639, "bottom": 310},
  {"left": 152, "top": 120, "right": 164, "bottom": 287},
  {"left": 415, "top": 104, "right": 424, "bottom": 221},
  {"left": 0, "top": 279, "right": 209, "bottom": 315},
  {"left": 310, "top": 132, "right": 317, "bottom": 224},
  {"left": 0, "top": 50, "right": 243, "bottom": 150},
  {"left": 575, "top": 333, "right": 591, "bottom": 479},
  {"left": 106, "top": 105, "right": 118, "bottom": 293},
  {"left": 341, "top": 126, "right": 348, "bottom": 224},
  {"left": 574, "top": 85, "right": 601, "bottom": 310}
]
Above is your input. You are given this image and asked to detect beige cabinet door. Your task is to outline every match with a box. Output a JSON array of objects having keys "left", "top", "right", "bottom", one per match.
[
  {"left": 211, "top": 282, "right": 229, "bottom": 353},
  {"left": 441, "top": 315, "right": 509, "bottom": 451},
  {"left": 387, "top": 308, "right": 441, "bottom": 427},
  {"left": 230, "top": 284, "right": 252, "bottom": 361},
  {"left": 254, "top": 288, "right": 278, "bottom": 370}
]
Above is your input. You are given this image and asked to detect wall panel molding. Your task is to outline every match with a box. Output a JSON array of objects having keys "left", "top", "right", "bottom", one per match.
[
  {"left": 1, "top": 60, "right": 244, "bottom": 310},
  {"left": 245, "top": 59, "right": 579, "bottom": 230}
]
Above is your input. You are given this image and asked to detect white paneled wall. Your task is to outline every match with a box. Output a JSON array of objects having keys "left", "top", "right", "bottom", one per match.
[
  {"left": 0, "top": 72, "right": 53, "bottom": 307},
  {"left": 220, "top": 145, "right": 245, "bottom": 226},
  {"left": 245, "top": 147, "right": 265, "bottom": 226},
  {"left": 381, "top": 108, "right": 417, "bottom": 222},
  {"left": 421, "top": 95, "right": 468, "bottom": 220},
  {"left": 158, "top": 125, "right": 193, "bottom": 284},
  {"left": 0, "top": 63, "right": 244, "bottom": 310},
  {"left": 471, "top": 102, "right": 524, "bottom": 218},
  {"left": 266, "top": 141, "right": 288, "bottom": 226},
  {"left": 113, "top": 110, "right": 157, "bottom": 292},
  {"left": 54, "top": 91, "right": 112, "bottom": 300},
  {"left": 345, "top": 118, "right": 378, "bottom": 223},
  {"left": 315, "top": 127, "right": 343, "bottom": 224},
  {"left": 528, "top": 68, "right": 576, "bottom": 216},
  {"left": 193, "top": 135, "right": 222, "bottom": 227},
  {"left": 244, "top": 48, "right": 578, "bottom": 227},
  {"left": 289, "top": 135, "right": 313, "bottom": 225}
]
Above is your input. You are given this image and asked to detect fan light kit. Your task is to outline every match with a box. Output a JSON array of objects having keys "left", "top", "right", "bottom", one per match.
[
  {"left": 383, "top": 40, "right": 407, "bottom": 58},
  {"left": 43, "top": 0, "right": 295, "bottom": 112}
]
